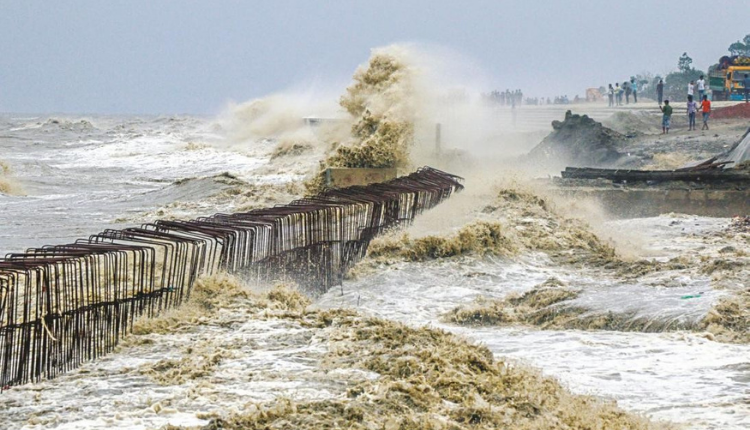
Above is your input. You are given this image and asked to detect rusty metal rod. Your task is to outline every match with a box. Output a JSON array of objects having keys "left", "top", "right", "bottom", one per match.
[{"left": 0, "top": 167, "right": 463, "bottom": 389}]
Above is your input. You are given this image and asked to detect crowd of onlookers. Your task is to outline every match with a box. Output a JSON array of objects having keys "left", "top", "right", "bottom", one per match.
[
  {"left": 482, "top": 73, "right": 750, "bottom": 133},
  {"left": 486, "top": 89, "right": 524, "bottom": 106},
  {"left": 658, "top": 73, "right": 750, "bottom": 134},
  {"left": 525, "top": 97, "right": 545, "bottom": 105},
  {"left": 605, "top": 78, "right": 639, "bottom": 107},
  {"left": 485, "top": 91, "right": 577, "bottom": 106}
]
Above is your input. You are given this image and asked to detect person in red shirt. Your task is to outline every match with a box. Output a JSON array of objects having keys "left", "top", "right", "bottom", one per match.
[{"left": 700, "top": 95, "right": 711, "bottom": 130}]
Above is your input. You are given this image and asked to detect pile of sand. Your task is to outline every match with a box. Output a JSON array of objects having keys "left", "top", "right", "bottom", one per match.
[
  {"left": 528, "top": 110, "right": 626, "bottom": 170},
  {"left": 603, "top": 111, "right": 661, "bottom": 136}
]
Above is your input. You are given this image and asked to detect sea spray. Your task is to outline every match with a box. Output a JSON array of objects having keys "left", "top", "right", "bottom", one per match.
[
  {"left": 124, "top": 272, "right": 662, "bottom": 428},
  {"left": 702, "top": 292, "right": 750, "bottom": 343},
  {"left": 136, "top": 276, "right": 313, "bottom": 386},
  {"left": 130, "top": 273, "right": 251, "bottom": 336},
  {"left": 130, "top": 275, "right": 312, "bottom": 337},
  {"left": 304, "top": 48, "right": 418, "bottom": 193},
  {"left": 444, "top": 278, "right": 581, "bottom": 327},
  {"left": 329, "top": 49, "right": 416, "bottom": 169},
  {"left": 215, "top": 44, "right": 537, "bottom": 197},
  {"left": 443, "top": 284, "right": 703, "bottom": 334},
  {"left": 118, "top": 172, "right": 305, "bottom": 223},
  {"left": 362, "top": 185, "right": 616, "bottom": 267},
  {"left": 220, "top": 94, "right": 344, "bottom": 147},
  {"left": 169, "top": 308, "right": 663, "bottom": 430},
  {"left": 214, "top": 92, "right": 347, "bottom": 195},
  {"left": 359, "top": 183, "right": 749, "bottom": 341},
  {"left": 0, "top": 159, "right": 23, "bottom": 195}
]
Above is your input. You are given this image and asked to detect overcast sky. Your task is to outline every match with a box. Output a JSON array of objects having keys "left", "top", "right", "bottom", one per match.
[{"left": 1, "top": 1, "right": 748, "bottom": 114}]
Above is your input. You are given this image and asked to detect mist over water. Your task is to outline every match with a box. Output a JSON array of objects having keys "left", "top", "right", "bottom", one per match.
[{"left": 215, "top": 44, "right": 556, "bottom": 176}]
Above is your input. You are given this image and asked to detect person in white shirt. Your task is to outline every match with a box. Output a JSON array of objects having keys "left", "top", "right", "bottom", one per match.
[
  {"left": 697, "top": 75, "right": 706, "bottom": 100},
  {"left": 687, "top": 81, "right": 694, "bottom": 98}
]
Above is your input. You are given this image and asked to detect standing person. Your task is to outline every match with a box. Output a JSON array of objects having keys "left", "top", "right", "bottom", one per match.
[
  {"left": 700, "top": 94, "right": 711, "bottom": 130},
  {"left": 696, "top": 75, "right": 705, "bottom": 100},
  {"left": 631, "top": 78, "right": 638, "bottom": 103},
  {"left": 687, "top": 80, "right": 694, "bottom": 99},
  {"left": 744, "top": 74, "right": 750, "bottom": 103},
  {"left": 659, "top": 100, "right": 673, "bottom": 134},
  {"left": 686, "top": 95, "right": 698, "bottom": 131},
  {"left": 657, "top": 79, "right": 664, "bottom": 105},
  {"left": 615, "top": 83, "right": 622, "bottom": 106},
  {"left": 624, "top": 81, "right": 631, "bottom": 104},
  {"left": 607, "top": 84, "right": 614, "bottom": 107}
]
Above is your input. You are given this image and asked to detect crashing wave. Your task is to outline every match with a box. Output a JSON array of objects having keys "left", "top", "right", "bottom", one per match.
[
  {"left": 40, "top": 118, "right": 96, "bottom": 132},
  {"left": 153, "top": 275, "right": 659, "bottom": 430},
  {"left": 365, "top": 185, "right": 615, "bottom": 266},
  {"left": 327, "top": 48, "right": 416, "bottom": 169}
]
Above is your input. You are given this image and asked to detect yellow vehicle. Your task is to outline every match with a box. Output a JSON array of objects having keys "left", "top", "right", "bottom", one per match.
[
  {"left": 725, "top": 66, "right": 750, "bottom": 100},
  {"left": 710, "top": 56, "right": 750, "bottom": 100}
]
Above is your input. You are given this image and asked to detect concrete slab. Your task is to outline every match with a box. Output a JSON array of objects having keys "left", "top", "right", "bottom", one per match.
[{"left": 554, "top": 187, "right": 750, "bottom": 218}]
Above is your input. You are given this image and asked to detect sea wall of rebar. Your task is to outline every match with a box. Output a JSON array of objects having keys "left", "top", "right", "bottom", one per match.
[{"left": 0, "top": 167, "right": 463, "bottom": 389}]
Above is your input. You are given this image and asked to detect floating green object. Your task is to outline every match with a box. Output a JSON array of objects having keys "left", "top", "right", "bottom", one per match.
[{"left": 680, "top": 293, "right": 704, "bottom": 299}]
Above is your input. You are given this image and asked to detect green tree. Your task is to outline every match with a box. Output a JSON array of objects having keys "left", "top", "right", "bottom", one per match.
[
  {"left": 678, "top": 52, "right": 693, "bottom": 72},
  {"left": 634, "top": 72, "right": 652, "bottom": 89},
  {"left": 656, "top": 53, "right": 704, "bottom": 102},
  {"left": 728, "top": 34, "right": 750, "bottom": 56},
  {"left": 664, "top": 69, "right": 704, "bottom": 102}
]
